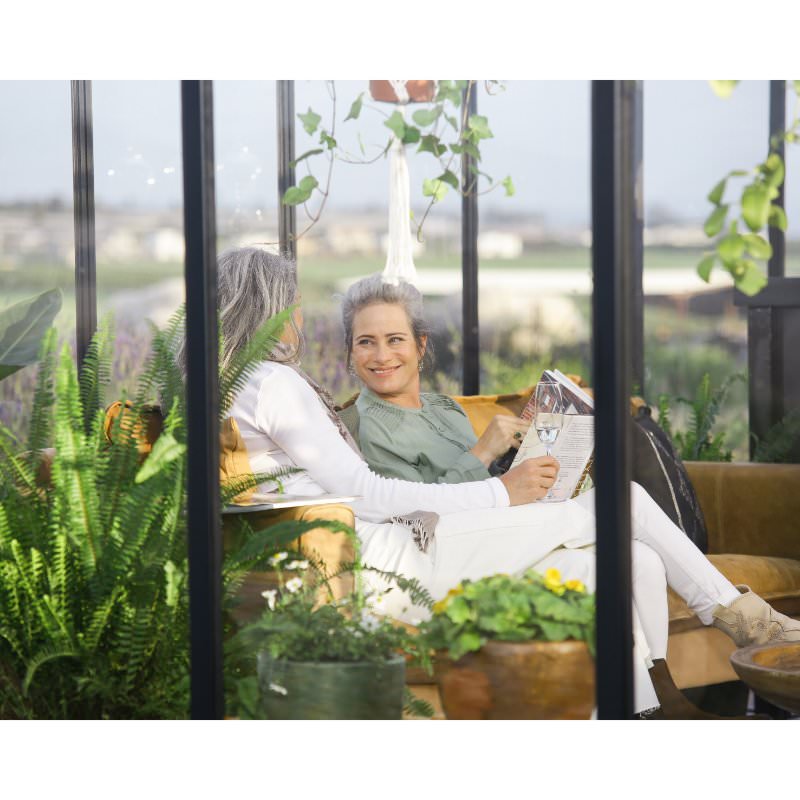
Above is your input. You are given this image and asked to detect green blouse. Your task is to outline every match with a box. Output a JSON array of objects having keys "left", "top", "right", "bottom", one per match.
[{"left": 354, "top": 386, "right": 491, "bottom": 484}]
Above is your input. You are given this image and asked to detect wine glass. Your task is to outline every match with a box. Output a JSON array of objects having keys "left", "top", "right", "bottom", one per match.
[{"left": 534, "top": 380, "right": 563, "bottom": 501}]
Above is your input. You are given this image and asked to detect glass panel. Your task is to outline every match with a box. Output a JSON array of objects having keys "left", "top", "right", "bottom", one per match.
[
  {"left": 0, "top": 80, "right": 74, "bottom": 440},
  {"left": 92, "top": 80, "right": 183, "bottom": 402},
  {"left": 642, "top": 80, "right": 765, "bottom": 460}
]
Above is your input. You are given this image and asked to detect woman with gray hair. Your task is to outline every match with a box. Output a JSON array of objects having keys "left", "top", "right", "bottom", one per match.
[{"left": 338, "top": 271, "right": 799, "bottom": 719}]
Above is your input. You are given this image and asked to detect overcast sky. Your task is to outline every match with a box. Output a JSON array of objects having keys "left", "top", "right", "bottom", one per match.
[{"left": 1, "top": 80, "right": 797, "bottom": 234}]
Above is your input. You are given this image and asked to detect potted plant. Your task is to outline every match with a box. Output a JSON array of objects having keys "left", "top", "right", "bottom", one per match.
[
  {"left": 228, "top": 540, "right": 435, "bottom": 720},
  {"left": 418, "top": 568, "right": 595, "bottom": 720},
  {"left": 282, "top": 79, "right": 514, "bottom": 242}
]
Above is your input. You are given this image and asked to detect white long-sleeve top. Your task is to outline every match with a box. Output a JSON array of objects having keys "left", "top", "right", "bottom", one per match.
[{"left": 229, "top": 361, "right": 509, "bottom": 523}]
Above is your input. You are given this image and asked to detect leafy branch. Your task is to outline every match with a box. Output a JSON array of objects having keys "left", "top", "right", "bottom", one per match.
[
  {"left": 281, "top": 80, "right": 514, "bottom": 243},
  {"left": 698, "top": 80, "right": 800, "bottom": 296}
]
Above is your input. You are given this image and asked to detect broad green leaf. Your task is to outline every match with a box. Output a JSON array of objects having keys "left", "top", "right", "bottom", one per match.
[
  {"left": 298, "top": 175, "right": 318, "bottom": 193},
  {"left": 717, "top": 232, "right": 745, "bottom": 265},
  {"left": 435, "top": 80, "right": 462, "bottom": 107},
  {"left": 422, "top": 178, "right": 448, "bottom": 203},
  {"left": 455, "top": 80, "right": 469, "bottom": 91},
  {"left": 768, "top": 204, "right": 788, "bottom": 231},
  {"left": 344, "top": 93, "right": 363, "bottom": 122},
  {"left": 467, "top": 114, "right": 493, "bottom": 140},
  {"left": 742, "top": 233, "right": 772, "bottom": 260},
  {"left": 384, "top": 110, "right": 406, "bottom": 140},
  {"left": 444, "top": 113, "right": 459, "bottom": 131},
  {"left": 282, "top": 175, "right": 318, "bottom": 206},
  {"left": 707, "top": 178, "right": 727, "bottom": 205},
  {"left": 0, "top": 288, "right": 62, "bottom": 381},
  {"left": 446, "top": 595, "right": 472, "bottom": 624},
  {"left": 289, "top": 148, "right": 323, "bottom": 168},
  {"left": 412, "top": 107, "right": 441, "bottom": 127},
  {"left": 320, "top": 132, "right": 337, "bottom": 150},
  {"left": 401, "top": 126, "right": 421, "bottom": 145},
  {"left": 297, "top": 108, "right": 321, "bottom": 135},
  {"left": 732, "top": 260, "right": 767, "bottom": 296},
  {"left": 709, "top": 80, "right": 739, "bottom": 98},
  {"left": 502, "top": 176, "right": 515, "bottom": 197},
  {"left": 437, "top": 170, "right": 459, "bottom": 190},
  {"left": 760, "top": 153, "right": 785, "bottom": 188},
  {"left": 741, "top": 183, "right": 770, "bottom": 231},
  {"left": 417, "top": 134, "right": 447, "bottom": 157},
  {"left": 135, "top": 432, "right": 185, "bottom": 484},
  {"left": 703, "top": 204, "right": 728, "bottom": 237},
  {"left": 461, "top": 141, "right": 481, "bottom": 161},
  {"left": 697, "top": 253, "right": 716, "bottom": 282}
]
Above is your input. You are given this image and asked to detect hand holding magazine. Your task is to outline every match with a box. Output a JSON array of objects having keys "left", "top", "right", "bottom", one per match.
[{"left": 509, "top": 369, "right": 594, "bottom": 502}]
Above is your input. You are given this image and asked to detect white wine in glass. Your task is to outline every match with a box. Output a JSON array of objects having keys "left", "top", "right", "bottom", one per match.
[{"left": 534, "top": 380, "right": 563, "bottom": 501}]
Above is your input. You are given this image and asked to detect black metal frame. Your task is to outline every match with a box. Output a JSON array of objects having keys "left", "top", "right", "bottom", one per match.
[
  {"left": 59, "top": 78, "right": 787, "bottom": 719},
  {"left": 277, "top": 80, "right": 297, "bottom": 262},
  {"left": 461, "top": 82, "right": 480, "bottom": 395},
  {"left": 70, "top": 80, "right": 97, "bottom": 373},
  {"left": 181, "top": 80, "right": 224, "bottom": 720},
  {"left": 591, "top": 80, "right": 636, "bottom": 720}
]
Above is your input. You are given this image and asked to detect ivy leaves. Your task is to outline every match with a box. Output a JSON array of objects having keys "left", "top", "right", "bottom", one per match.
[
  {"left": 698, "top": 151, "right": 785, "bottom": 296},
  {"left": 699, "top": 81, "right": 799, "bottom": 296},
  {"left": 281, "top": 81, "right": 514, "bottom": 224}
]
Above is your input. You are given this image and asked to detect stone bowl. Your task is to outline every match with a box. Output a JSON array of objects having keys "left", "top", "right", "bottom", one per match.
[{"left": 730, "top": 642, "right": 800, "bottom": 715}]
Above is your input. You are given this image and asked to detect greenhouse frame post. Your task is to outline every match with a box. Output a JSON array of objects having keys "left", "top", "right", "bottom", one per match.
[
  {"left": 70, "top": 79, "right": 97, "bottom": 374},
  {"left": 591, "top": 80, "right": 636, "bottom": 720},
  {"left": 181, "top": 80, "right": 224, "bottom": 720},
  {"left": 277, "top": 80, "right": 297, "bottom": 262},
  {"left": 461, "top": 81, "right": 480, "bottom": 395}
]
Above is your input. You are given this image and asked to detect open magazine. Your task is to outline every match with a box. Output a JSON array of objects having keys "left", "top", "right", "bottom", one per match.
[{"left": 508, "top": 369, "right": 594, "bottom": 501}]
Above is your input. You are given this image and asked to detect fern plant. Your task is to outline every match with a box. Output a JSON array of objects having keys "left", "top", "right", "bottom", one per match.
[
  {"left": 655, "top": 373, "right": 745, "bottom": 462},
  {"left": 0, "top": 310, "right": 317, "bottom": 718}
]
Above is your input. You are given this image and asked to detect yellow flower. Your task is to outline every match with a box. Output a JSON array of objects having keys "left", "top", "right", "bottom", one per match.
[
  {"left": 565, "top": 579, "right": 586, "bottom": 594},
  {"left": 543, "top": 567, "right": 565, "bottom": 594},
  {"left": 432, "top": 584, "right": 463, "bottom": 615}
]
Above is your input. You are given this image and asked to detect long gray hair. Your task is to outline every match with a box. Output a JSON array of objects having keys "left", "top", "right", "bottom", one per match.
[
  {"left": 341, "top": 273, "right": 434, "bottom": 371},
  {"left": 177, "top": 246, "right": 304, "bottom": 377}
]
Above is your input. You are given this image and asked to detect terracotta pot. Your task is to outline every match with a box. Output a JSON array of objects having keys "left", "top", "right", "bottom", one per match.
[
  {"left": 369, "top": 80, "right": 436, "bottom": 104},
  {"left": 435, "top": 639, "right": 595, "bottom": 720}
]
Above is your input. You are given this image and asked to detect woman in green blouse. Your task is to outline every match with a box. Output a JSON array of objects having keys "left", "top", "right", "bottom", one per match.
[{"left": 337, "top": 273, "right": 799, "bottom": 719}]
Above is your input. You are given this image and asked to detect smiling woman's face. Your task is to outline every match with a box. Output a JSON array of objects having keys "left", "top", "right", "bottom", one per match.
[{"left": 350, "top": 302, "right": 426, "bottom": 409}]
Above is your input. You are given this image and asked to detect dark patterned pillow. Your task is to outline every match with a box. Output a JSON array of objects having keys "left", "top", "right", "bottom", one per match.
[{"left": 632, "top": 406, "right": 708, "bottom": 553}]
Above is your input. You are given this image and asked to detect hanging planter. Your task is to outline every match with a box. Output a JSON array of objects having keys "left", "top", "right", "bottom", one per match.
[{"left": 369, "top": 80, "right": 436, "bottom": 104}]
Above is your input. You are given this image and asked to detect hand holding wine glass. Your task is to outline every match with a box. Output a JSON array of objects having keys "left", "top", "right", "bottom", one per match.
[{"left": 534, "top": 380, "right": 563, "bottom": 501}]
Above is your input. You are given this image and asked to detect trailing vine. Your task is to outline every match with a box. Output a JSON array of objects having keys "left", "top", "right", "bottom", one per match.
[
  {"left": 282, "top": 80, "right": 514, "bottom": 243},
  {"left": 698, "top": 80, "right": 800, "bottom": 295}
]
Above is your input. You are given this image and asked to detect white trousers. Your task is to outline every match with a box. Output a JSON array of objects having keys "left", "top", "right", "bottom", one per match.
[{"left": 358, "top": 482, "right": 741, "bottom": 714}]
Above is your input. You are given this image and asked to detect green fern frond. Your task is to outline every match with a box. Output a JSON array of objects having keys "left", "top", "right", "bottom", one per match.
[
  {"left": 25, "top": 326, "right": 58, "bottom": 457},
  {"left": 218, "top": 308, "right": 293, "bottom": 417},
  {"left": 78, "top": 315, "right": 115, "bottom": 434},
  {"left": 22, "top": 644, "right": 79, "bottom": 696},
  {"left": 403, "top": 687, "right": 435, "bottom": 719},
  {"left": 753, "top": 407, "right": 800, "bottom": 463},
  {"left": 220, "top": 466, "right": 302, "bottom": 506}
]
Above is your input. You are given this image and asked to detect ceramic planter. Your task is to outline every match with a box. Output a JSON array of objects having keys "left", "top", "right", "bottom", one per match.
[
  {"left": 257, "top": 653, "right": 406, "bottom": 719},
  {"left": 369, "top": 80, "right": 436, "bottom": 104},
  {"left": 434, "top": 639, "right": 595, "bottom": 720}
]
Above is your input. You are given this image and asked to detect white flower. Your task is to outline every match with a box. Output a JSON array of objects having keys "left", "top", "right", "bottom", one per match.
[
  {"left": 269, "top": 552, "right": 288, "bottom": 566},
  {"left": 268, "top": 682, "right": 288, "bottom": 696},
  {"left": 260, "top": 589, "right": 278, "bottom": 610},
  {"left": 360, "top": 610, "right": 381, "bottom": 632},
  {"left": 285, "top": 577, "right": 303, "bottom": 594},
  {"left": 410, "top": 618, "right": 422, "bottom": 627},
  {"left": 285, "top": 560, "right": 309, "bottom": 571}
]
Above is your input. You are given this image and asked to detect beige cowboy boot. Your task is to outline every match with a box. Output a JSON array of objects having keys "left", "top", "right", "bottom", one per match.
[{"left": 712, "top": 585, "right": 800, "bottom": 647}]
